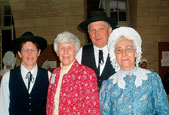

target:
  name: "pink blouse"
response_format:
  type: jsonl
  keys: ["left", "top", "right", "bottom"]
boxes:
{"left": 46, "top": 60, "right": 100, "bottom": 115}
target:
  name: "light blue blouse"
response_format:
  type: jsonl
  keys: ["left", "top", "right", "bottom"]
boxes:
{"left": 99, "top": 67, "right": 169, "bottom": 115}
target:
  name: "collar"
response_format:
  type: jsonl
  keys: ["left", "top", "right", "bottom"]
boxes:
{"left": 119, "top": 68, "right": 137, "bottom": 76}
{"left": 109, "top": 67, "right": 151, "bottom": 89}
{"left": 93, "top": 45, "right": 108, "bottom": 53}
{"left": 57, "top": 60, "right": 81, "bottom": 74}
{"left": 21, "top": 64, "right": 38, "bottom": 80}
{"left": 60, "top": 60, "right": 75, "bottom": 69}
{"left": 60, "top": 60, "right": 75, "bottom": 74}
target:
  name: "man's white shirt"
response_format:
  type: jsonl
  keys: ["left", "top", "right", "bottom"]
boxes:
{"left": 76, "top": 45, "right": 108, "bottom": 76}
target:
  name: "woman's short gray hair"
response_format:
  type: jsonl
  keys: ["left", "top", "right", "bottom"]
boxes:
{"left": 53, "top": 31, "right": 81, "bottom": 55}
{"left": 108, "top": 27, "right": 142, "bottom": 72}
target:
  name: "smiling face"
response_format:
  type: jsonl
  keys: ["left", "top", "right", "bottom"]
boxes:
{"left": 58, "top": 42, "right": 76, "bottom": 66}
{"left": 115, "top": 38, "right": 137, "bottom": 71}
{"left": 88, "top": 21, "right": 112, "bottom": 48}
{"left": 18, "top": 41, "right": 40, "bottom": 70}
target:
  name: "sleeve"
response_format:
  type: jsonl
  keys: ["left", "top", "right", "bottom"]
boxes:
{"left": 151, "top": 72, "right": 169, "bottom": 114}
{"left": 83, "top": 69, "right": 100, "bottom": 115}
{"left": 75, "top": 47, "right": 82, "bottom": 64}
{"left": 48, "top": 71, "right": 52, "bottom": 79}
{"left": 0, "top": 71, "right": 10, "bottom": 115}
{"left": 99, "top": 80, "right": 111, "bottom": 115}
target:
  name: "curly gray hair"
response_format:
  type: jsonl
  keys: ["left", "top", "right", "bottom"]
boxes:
{"left": 108, "top": 27, "right": 142, "bottom": 72}
{"left": 53, "top": 31, "right": 81, "bottom": 55}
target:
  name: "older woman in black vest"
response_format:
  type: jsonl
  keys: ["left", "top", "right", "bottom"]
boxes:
{"left": 0, "top": 32, "right": 51, "bottom": 115}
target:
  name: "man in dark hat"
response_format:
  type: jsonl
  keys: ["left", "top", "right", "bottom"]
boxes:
{"left": 76, "top": 11, "right": 117, "bottom": 90}
{"left": 0, "top": 32, "right": 51, "bottom": 115}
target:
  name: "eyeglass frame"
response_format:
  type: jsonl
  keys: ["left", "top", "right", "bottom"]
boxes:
{"left": 115, "top": 45, "right": 136, "bottom": 54}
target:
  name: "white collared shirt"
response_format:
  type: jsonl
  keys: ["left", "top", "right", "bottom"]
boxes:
{"left": 93, "top": 45, "right": 108, "bottom": 75}
{"left": 21, "top": 64, "right": 38, "bottom": 93}
{"left": 76, "top": 45, "right": 108, "bottom": 76}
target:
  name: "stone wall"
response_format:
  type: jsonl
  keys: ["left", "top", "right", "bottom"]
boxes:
{"left": 8, "top": 0, "right": 169, "bottom": 73}
{"left": 9, "top": 0, "right": 87, "bottom": 45}
{"left": 136, "top": 0, "right": 169, "bottom": 72}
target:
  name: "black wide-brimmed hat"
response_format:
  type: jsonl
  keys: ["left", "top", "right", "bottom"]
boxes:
{"left": 79, "top": 11, "right": 118, "bottom": 31}
{"left": 12, "top": 32, "right": 47, "bottom": 53}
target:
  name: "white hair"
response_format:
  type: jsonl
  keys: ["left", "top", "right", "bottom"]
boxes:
{"left": 140, "top": 58, "right": 148, "bottom": 64}
{"left": 53, "top": 31, "right": 81, "bottom": 55}
{"left": 108, "top": 27, "right": 142, "bottom": 72}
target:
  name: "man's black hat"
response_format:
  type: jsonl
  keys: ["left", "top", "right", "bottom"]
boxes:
{"left": 12, "top": 32, "right": 47, "bottom": 52}
{"left": 79, "top": 11, "right": 117, "bottom": 31}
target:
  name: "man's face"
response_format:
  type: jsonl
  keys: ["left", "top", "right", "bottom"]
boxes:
{"left": 18, "top": 41, "right": 40, "bottom": 69}
{"left": 88, "top": 21, "right": 112, "bottom": 48}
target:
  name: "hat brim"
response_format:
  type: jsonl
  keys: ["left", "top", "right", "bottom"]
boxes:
{"left": 79, "top": 17, "right": 118, "bottom": 31}
{"left": 12, "top": 35, "right": 47, "bottom": 53}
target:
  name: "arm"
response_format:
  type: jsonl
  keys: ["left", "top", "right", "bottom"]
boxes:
{"left": 0, "top": 72, "right": 10, "bottom": 115}
{"left": 99, "top": 80, "right": 111, "bottom": 115}
{"left": 152, "top": 72, "right": 169, "bottom": 114}
{"left": 75, "top": 47, "right": 82, "bottom": 64}
{"left": 48, "top": 71, "right": 52, "bottom": 79}
{"left": 83, "top": 69, "right": 100, "bottom": 115}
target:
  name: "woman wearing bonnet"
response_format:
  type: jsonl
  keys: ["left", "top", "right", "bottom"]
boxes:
{"left": 99, "top": 27, "right": 169, "bottom": 114}
{"left": 0, "top": 51, "right": 16, "bottom": 82}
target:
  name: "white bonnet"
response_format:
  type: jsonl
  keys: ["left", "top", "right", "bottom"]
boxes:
{"left": 3, "top": 51, "right": 16, "bottom": 69}
{"left": 108, "top": 27, "right": 142, "bottom": 72}
{"left": 140, "top": 58, "right": 148, "bottom": 64}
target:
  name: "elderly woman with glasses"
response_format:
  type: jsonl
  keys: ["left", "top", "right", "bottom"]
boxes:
{"left": 46, "top": 31, "right": 100, "bottom": 115}
{"left": 99, "top": 27, "right": 169, "bottom": 114}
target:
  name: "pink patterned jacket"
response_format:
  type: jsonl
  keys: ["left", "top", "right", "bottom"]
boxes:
{"left": 46, "top": 60, "right": 100, "bottom": 115}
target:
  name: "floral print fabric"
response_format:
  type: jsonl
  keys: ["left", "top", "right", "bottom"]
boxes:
{"left": 46, "top": 60, "right": 100, "bottom": 115}
{"left": 100, "top": 68, "right": 169, "bottom": 115}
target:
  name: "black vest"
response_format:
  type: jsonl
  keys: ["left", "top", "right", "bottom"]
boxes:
{"left": 9, "top": 66, "right": 49, "bottom": 115}
{"left": 82, "top": 44, "right": 115, "bottom": 90}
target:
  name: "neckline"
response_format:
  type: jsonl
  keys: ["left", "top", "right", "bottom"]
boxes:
{"left": 120, "top": 67, "right": 137, "bottom": 76}
{"left": 110, "top": 67, "right": 150, "bottom": 89}
{"left": 60, "top": 60, "right": 75, "bottom": 70}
